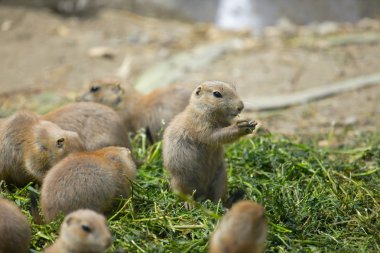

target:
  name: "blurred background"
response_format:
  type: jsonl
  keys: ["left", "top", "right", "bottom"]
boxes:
{"left": 0, "top": 0, "right": 379, "bottom": 139}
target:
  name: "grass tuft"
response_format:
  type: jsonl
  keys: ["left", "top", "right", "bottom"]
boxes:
{"left": 1, "top": 132, "right": 379, "bottom": 252}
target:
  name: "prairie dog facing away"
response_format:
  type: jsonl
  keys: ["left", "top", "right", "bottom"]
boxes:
{"left": 43, "top": 102, "right": 132, "bottom": 151}
{"left": 78, "top": 77, "right": 193, "bottom": 142}
{"left": 0, "top": 111, "right": 84, "bottom": 186}
{"left": 0, "top": 198, "right": 31, "bottom": 253}
{"left": 163, "top": 80, "right": 257, "bottom": 207}
{"left": 209, "top": 200, "right": 267, "bottom": 253}
{"left": 41, "top": 146, "right": 136, "bottom": 222}
{"left": 44, "top": 209, "right": 112, "bottom": 253}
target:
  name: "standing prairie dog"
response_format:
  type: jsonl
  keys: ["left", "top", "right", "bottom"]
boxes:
{"left": 163, "top": 81, "right": 257, "bottom": 206}
{"left": 44, "top": 209, "right": 112, "bottom": 253}
{"left": 78, "top": 78, "right": 193, "bottom": 142}
{"left": 209, "top": 200, "right": 267, "bottom": 253}
{"left": 41, "top": 146, "right": 137, "bottom": 222}
{"left": 0, "top": 111, "right": 84, "bottom": 186}
{"left": 43, "top": 102, "right": 132, "bottom": 151}
{"left": 0, "top": 198, "right": 31, "bottom": 253}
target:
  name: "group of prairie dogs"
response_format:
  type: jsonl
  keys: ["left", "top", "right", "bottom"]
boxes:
{"left": 0, "top": 79, "right": 267, "bottom": 252}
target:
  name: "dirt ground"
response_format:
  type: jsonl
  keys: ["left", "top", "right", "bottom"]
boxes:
{"left": 0, "top": 4, "right": 379, "bottom": 139}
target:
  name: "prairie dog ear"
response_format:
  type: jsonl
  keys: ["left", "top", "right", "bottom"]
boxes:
{"left": 65, "top": 216, "right": 73, "bottom": 225}
{"left": 57, "top": 138, "right": 65, "bottom": 148}
{"left": 105, "top": 152, "right": 120, "bottom": 162}
{"left": 195, "top": 86, "right": 202, "bottom": 96}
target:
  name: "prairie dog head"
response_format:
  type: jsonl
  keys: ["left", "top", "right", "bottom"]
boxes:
{"left": 59, "top": 209, "right": 112, "bottom": 253}
{"left": 210, "top": 200, "right": 267, "bottom": 253}
{"left": 78, "top": 78, "right": 124, "bottom": 107}
{"left": 190, "top": 81, "right": 244, "bottom": 121}
{"left": 24, "top": 120, "right": 84, "bottom": 181}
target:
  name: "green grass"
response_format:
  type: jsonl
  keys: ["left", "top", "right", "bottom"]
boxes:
{"left": 1, "top": 132, "right": 379, "bottom": 252}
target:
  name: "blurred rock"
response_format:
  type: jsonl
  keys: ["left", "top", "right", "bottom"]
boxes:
{"left": 216, "top": 0, "right": 255, "bottom": 31}
{"left": 357, "top": 18, "right": 380, "bottom": 30}
{"left": 106, "top": 0, "right": 219, "bottom": 22}
{"left": 1, "top": 20, "right": 13, "bottom": 32}
{"left": 316, "top": 21, "right": 340, "bottom": 36}
{"left": 44, "top": 0, "right": 98, "bottom": 16}
{"left": 56, "top": 25, "right": 70, "bottom": 37}
{"left": 276, "top": 18, "right": 298, "bottom": 36}
{"left": 343, "top": 116, "right": 357, "bottom": 126}
{"left": 88, "top": 46, "right": 117, "bottom": 59}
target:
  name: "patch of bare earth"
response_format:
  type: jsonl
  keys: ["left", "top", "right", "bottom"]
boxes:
{"left": 0, "top": 5, "right": 379, "bottom": 138}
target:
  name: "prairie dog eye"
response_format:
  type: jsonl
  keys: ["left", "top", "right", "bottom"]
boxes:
{"left": 57, "top": 138, "right": 65, "bottom": 148}
{"left": 90, "top": 86, "right": 100, "bottom": 93}
{"left": 81, "top": 224, "right": 92, "bottom": 233}
{"left": 213, "top": 91, "right": 222, "bottom": 98}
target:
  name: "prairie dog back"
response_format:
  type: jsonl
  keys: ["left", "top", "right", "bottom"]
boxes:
{"left": 43, "top": 102, "right": 131, "bottom": 151}
{"left": 41, "top": 146, "right": 137, "bottom": 222}
{"left": 0, "top": 198, "right": 31, "bottom": 253}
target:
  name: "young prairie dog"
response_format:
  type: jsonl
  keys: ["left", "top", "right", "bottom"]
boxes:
{"left": 43, "top": 102, "right": 132, "bottom": 151}
{"left": 163, "top": 81, "right": 257, "bottom": 206}
{"left": 209, "top": 200, "right": 267, "bottom": 253}
{"left": 0, "top": 111, "right": 84, "bottom": 186}
{"left": 41, "top": 146, "right": 136, "bottom": 222}
{"left": 78, "top": 78, "right": 192, "bottom": 142}
{"left": 44, "top": 209, "right": 112, "bottom": 253}
{"left": 0, "top": 198, "right": 31, "bottom": 253}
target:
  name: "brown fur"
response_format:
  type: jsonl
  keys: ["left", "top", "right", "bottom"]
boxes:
{"left": 0, "top": 198, "right": 31, "bottom": 253}
{"left": 43, "top": 102, "right": 132, "bottom": 150}
{"left": 209, "top": 200, "right": 267, "bottom": 253}
{"left": 44, "top": 209, "right": 112, "bottom": 253}
{"left": 162, "top": 81, "right": 257, "bottom": 205}
{"left": 79, "top": 78, "right": 192, "bottom": 142}
{"left": 0, "top": 111, "right": 84, "bottom": 186}
{"left": 41, "top": 146, "right": 137, "bottom": 222}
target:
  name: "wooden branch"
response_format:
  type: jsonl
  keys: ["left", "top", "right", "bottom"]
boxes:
{"left": 244, "top": 73, "right": 380, "bottom": 111}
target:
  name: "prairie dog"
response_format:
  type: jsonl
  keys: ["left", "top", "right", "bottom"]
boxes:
{"left": 0, "top": 111, "right": 84, "bottom": 186}
{"left": 43, "top": 102, "right": 132, "bottom": 151}
{"left": 163, "top": 81, "right": 257, "bottom": 205}
{"left": 44, "top": 209, "right": 112, "bottom": 253}
{"left": 79, "top": 78, "right": 192, "bottom": 142}
{"left": 0, "top": 198, "right": 31, "bottom": 253}
{"left": 209, "top": 200, "right": 267, "bottom": 253}
{"left": 41, "top": 146, "right": 136, "bottom": 222}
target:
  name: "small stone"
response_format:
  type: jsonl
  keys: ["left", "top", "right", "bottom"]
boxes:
{"left": 343, "top": 116, "right": 357, "bottom": 126}
{"left": 318, "top": 140, "right": 329, "bottom": 148}
{"left": 1, "top": 20, "right": 12, "bottom": 32}
{"left": 56, "top": 25, "right": 70, "bottom": 37}
{"left": 317, "top": 21, "right": 340, "bottom": 36}
{"left": 264, "top": 26, "right": 282, "bottom": 37}
{"left": 276, "top": 17, "right": 298, "bottom": 36}
{"left": 357, "top": 18, "right": 380, "bottom": 30}
{"left": 88, "top": 46, "right": 117, "bottom": 59}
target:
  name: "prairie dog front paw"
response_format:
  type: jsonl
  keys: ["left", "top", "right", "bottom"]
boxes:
{"left": 236, "top": 119, "right": 257, "bottom": 134}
